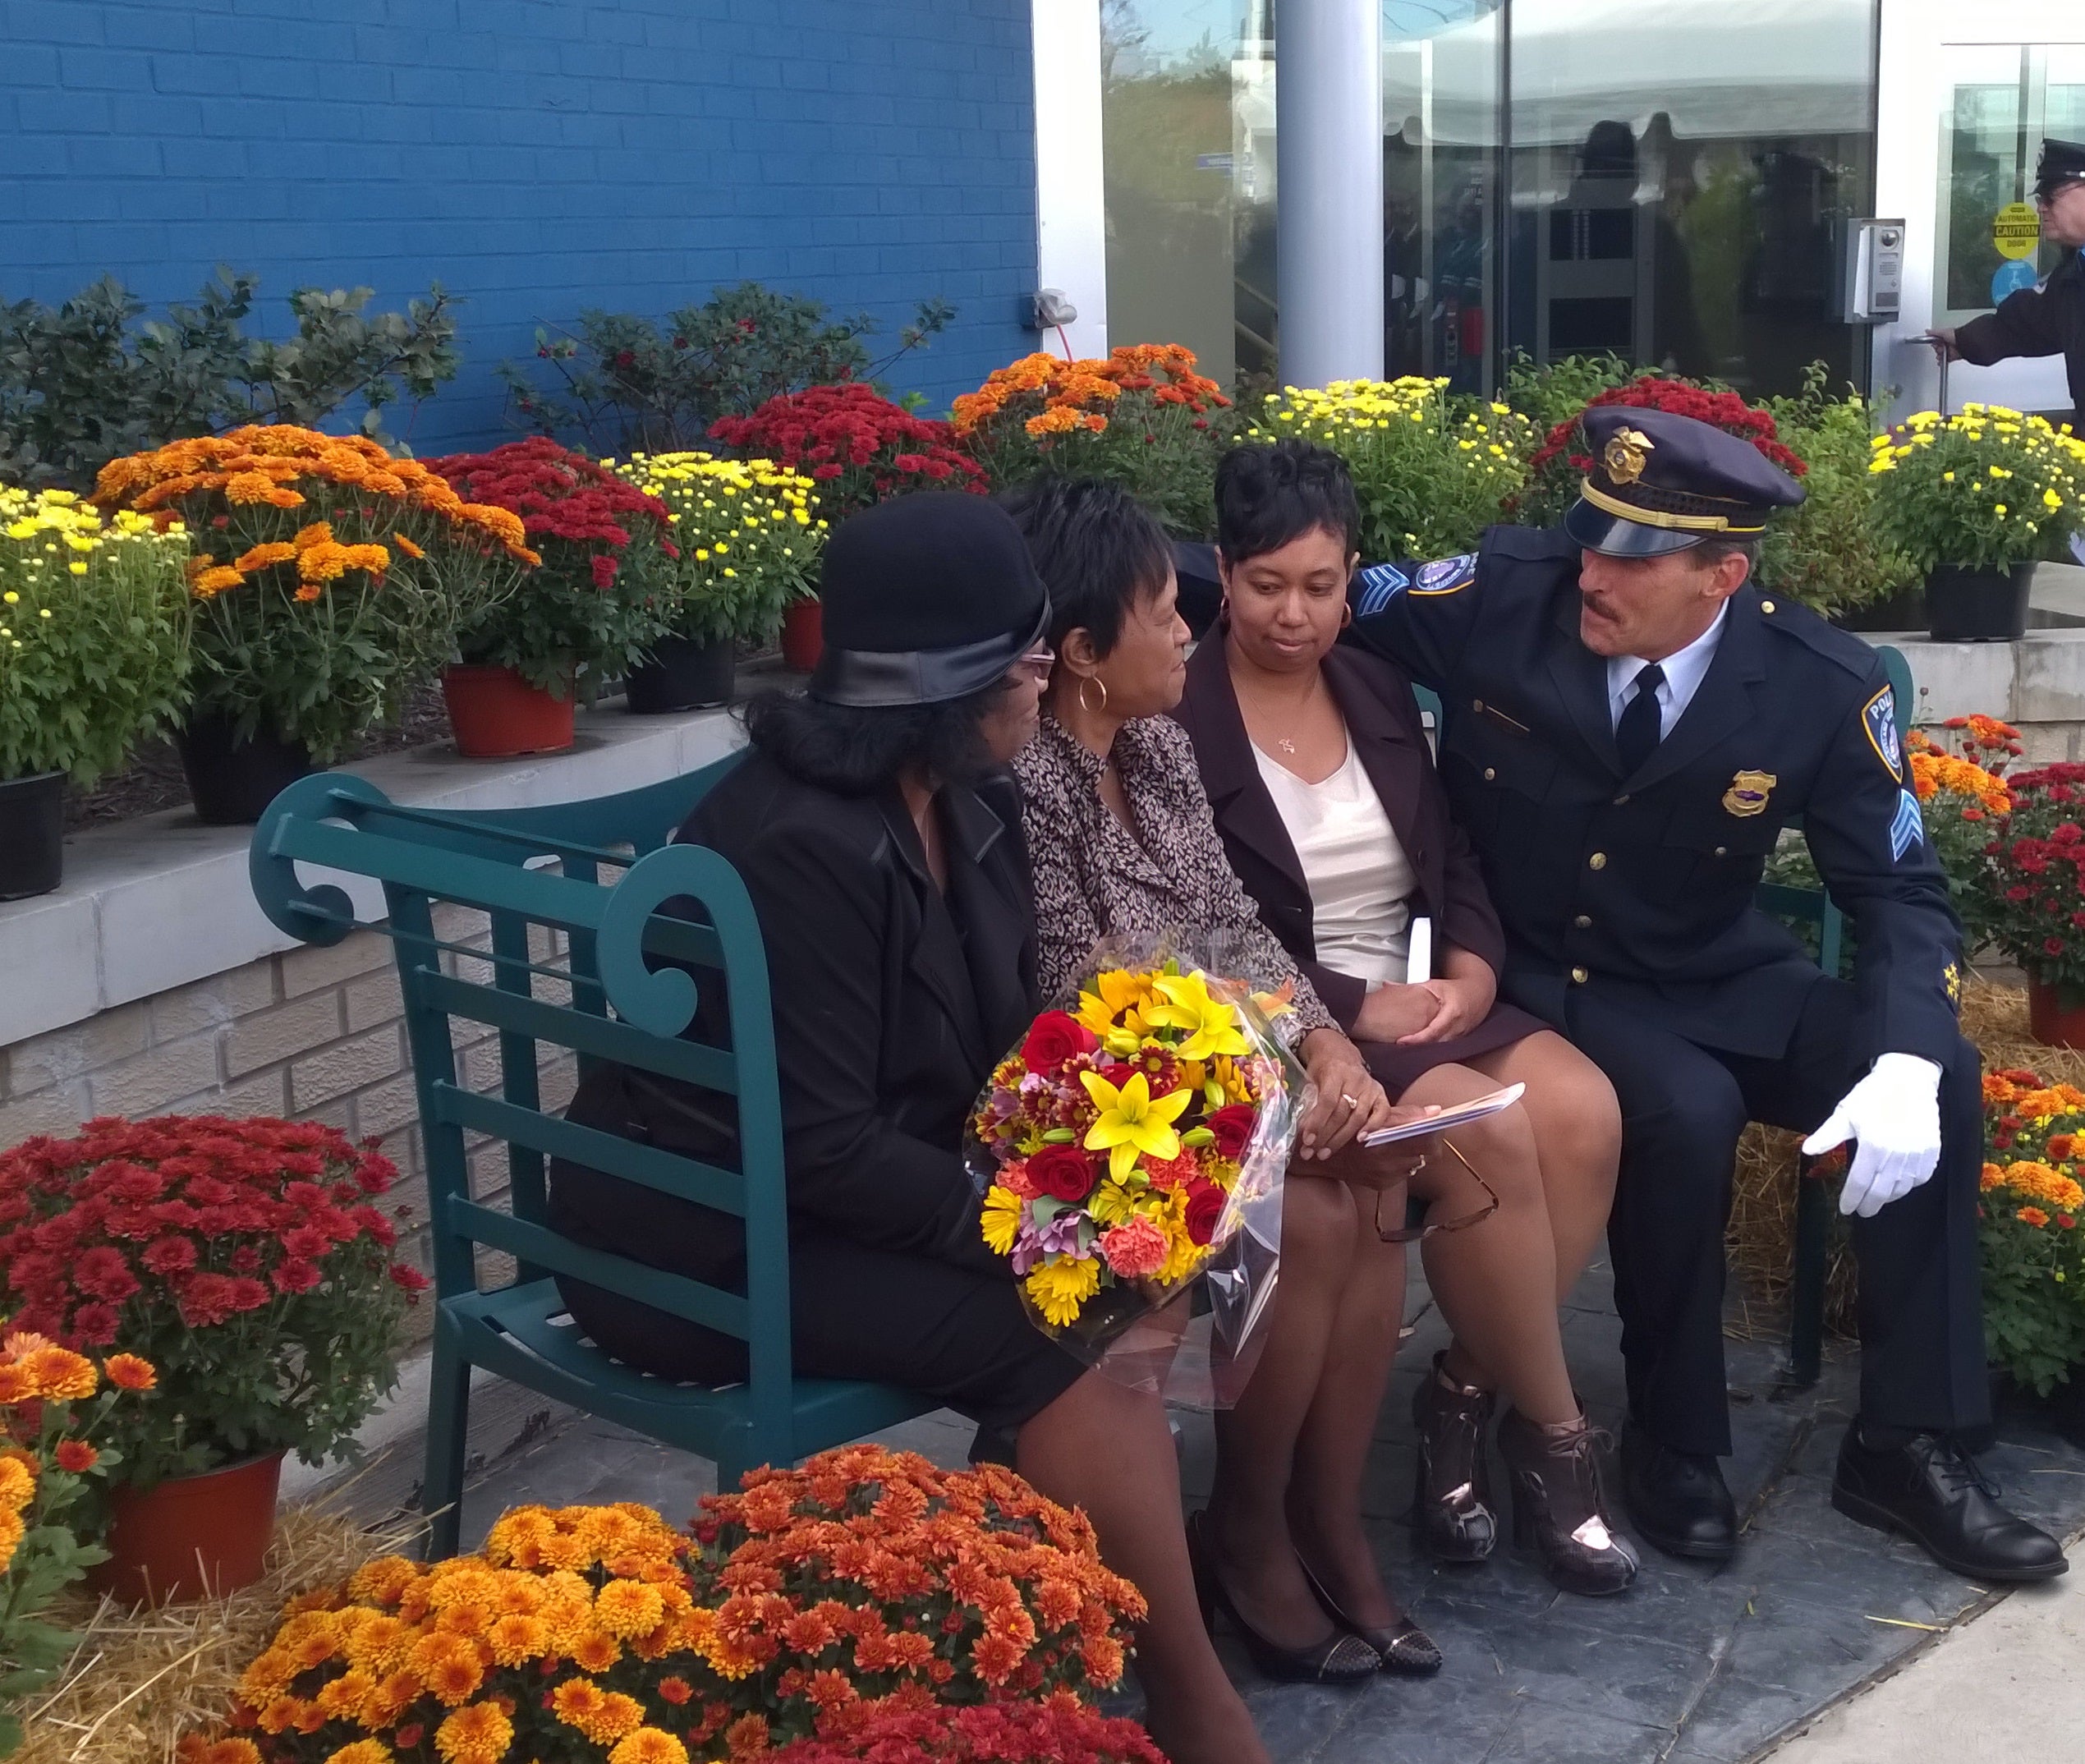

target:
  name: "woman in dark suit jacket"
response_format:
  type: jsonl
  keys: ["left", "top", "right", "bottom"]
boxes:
{"left": 1171, "top": 442, "right": 1635, "bottom": 1598}
{"left": 548, "top": 494, "right": 1273, "bottom": 1764}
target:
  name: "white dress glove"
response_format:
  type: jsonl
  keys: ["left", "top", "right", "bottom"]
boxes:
{"left": 1801, "top": 1052, "right": 1944, "bottom": 1219}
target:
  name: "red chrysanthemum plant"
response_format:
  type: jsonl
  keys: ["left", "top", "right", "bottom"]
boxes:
{"left": 426, "top": 437, "right": 681, "bottom": 696}
{"left": 1513, "top": 374, "right": 1807, "bottom": 528}
{"left": 1988, "top": 760, "right": 2085, "bottom": 1013}
{"left": 709, "top": 384, "right": 985, "bottom": 517}
{"left": 0, "top": 1115, "right": 428, "bottom": 1495}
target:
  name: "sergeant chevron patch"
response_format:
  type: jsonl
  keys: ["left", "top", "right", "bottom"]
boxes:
{"left": 1356, "top": 563, "right": 1408, "bottom": 616}
{"left": 1889, "top": 788, "right": 1926, "bottom": 861}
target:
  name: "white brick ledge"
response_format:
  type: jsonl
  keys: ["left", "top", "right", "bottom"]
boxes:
{"left": 1, "top": 698, "right": 747, "bottom": 1050}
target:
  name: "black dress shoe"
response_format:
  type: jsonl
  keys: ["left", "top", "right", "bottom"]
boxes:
{"left": 1619, "top": 1422, "right": 1736, "bottom": 1562}
{"left": 1832, "top": 1425, "right": 2069, "bottom": 1583}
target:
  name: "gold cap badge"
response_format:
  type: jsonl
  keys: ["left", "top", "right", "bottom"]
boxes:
{"left": 1602, "top": 427, "right": 1654, "bottom": 486}
{"left": 1722, "top": 770, "right": 1776, "bottom": 817}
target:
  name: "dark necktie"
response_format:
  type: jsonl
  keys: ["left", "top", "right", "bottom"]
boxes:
{"left": 1615, "top": 662, "right": 1665, "bottom": 774}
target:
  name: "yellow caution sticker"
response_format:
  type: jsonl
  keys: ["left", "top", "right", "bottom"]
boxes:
{"left": 1994, "top": 201, "right": 2041, "bottom": 261}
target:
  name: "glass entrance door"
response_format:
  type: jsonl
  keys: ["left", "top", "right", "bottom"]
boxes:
{"left": 1934, "top": 43, "right": 2085, "bottom": 328}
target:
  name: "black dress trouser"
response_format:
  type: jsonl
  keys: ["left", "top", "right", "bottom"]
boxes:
{"left": 1558, "top": 977, "right": 1990, "bottom": 1459}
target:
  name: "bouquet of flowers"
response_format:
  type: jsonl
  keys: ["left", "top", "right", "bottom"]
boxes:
{"left": 93, "top": 425, "right": 538, "bottom": 759}
{"left": 708, "top": 384, "right": 982, "bottom": 518}
{"left": 0, "top": 1114, "right": 428, "bottom": 1491}
{"left": 181, "top": 1446, "right": 1150, "bottom": 1763}
{"left": 608, "top": 451, "right": 825, "bottom": 646}
{"left": 967, "top": 951, "right": 1302, "bottom": 1389}
{"left": 1249, "top": 377, "right": 1536, "bottom": 561}
{"left": 952, "top": 345, "right": 1232, "bottom": 537}
{"left": 1980, "top": 1068, "right": 2085, "bottom": 1394}
{"left": 0, "top": 1335, "right": 156, "bottom": 1753}
{"left": 425, "top": 438, "right": 678, "bottom": 695}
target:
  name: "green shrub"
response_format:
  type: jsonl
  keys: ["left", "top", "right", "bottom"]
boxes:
{"left": 0, "top": 269, "right": 459, "bottom": 492}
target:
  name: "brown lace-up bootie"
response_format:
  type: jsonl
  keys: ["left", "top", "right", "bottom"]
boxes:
{"left": 1495, "top": 1407, "right": 1640, "bottom": 1596}
{"left": 1411, "top": 1352, "right": 1497, "bottom": 1562}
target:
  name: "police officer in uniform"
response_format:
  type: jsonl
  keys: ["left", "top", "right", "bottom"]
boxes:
{"left": 1343, "top": 406, "right": 2067, "bottom": 1583}
{"left": 1928, "top": 136, "right": 2085, "bottom": 441}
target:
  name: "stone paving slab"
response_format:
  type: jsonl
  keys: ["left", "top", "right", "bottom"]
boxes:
{"left": 327, "top": 1257, "right": 2085, "bottom": 1764}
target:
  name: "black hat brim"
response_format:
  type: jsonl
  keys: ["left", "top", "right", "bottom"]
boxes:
{"left": 807, "top": 597, "right": 1051, "bottom": 709}
{"left": 1562, "top": 497, "right": 1709, "bottom": 558}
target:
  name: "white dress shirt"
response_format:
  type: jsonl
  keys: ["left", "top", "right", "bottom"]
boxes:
{"left": 1606, "top": 603, "right": 1729, "bottom": 738}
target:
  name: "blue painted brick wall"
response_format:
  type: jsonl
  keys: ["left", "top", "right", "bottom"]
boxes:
{"left": 0, "top": 0, "right": 1039, "bottom": 450}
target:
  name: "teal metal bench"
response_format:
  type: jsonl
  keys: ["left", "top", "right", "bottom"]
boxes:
{"left": 1419, "top": 641, "right": 1918, "bottom": 1389}
{"left": 250, "top": 754, "right": 935, "bottom": 1558}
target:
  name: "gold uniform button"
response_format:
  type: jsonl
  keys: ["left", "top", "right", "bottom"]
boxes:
{"left": 1483, "top": 766, "right": 1497, "bottom": 782}
{"left": 1574, "top": 914, "right": 1592, "bottom": 929}
{"left": 1761, "top": 599, "right": 1776, "bottom": 614}
{"left": 1588, "top": 852, "right": 1608, "bottom": 871}
{"left": 1570, "top": 966, "right": 1590, "bottom": 985}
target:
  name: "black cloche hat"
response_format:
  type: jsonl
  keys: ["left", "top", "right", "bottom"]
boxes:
{"left": 2033, "top": 137, "right": 2085, "bottom": 200}
{"left": 1562, "top": 407, "right": 1807, "bottom": 559}
{"left": 808, "top": 492, "right": 1050, "bottom": 708}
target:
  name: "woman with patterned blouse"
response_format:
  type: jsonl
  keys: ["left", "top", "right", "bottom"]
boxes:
{"left": 1005, "top": 480, "right": 1637, "bottom": 1691}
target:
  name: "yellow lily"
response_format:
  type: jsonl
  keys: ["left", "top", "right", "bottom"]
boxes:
{"left": 1081, "top": 1068, "right": 1192, "bottom": 1180}
{"left": 1146, "top": 971, "right": 1251, "bottom": 1061}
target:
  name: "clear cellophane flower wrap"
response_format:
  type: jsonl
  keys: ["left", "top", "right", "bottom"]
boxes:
{"left": 965, "top": 934, "right": 1307, "bottom": 1405}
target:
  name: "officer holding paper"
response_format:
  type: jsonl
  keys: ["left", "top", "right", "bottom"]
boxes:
{"left": 1343, "top": 406, "right": 2066, "bottom": 1584}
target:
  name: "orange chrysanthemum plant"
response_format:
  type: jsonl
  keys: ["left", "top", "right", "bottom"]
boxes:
{"left": 1981, "top": 1068, "right": 2085, "bottom": 1395}
{"left": 182, "top": 1446, "right": 1149, "bottom": 1764}
{"left": 951, "top": 343, "right": 1233, "bottom": 536}
{"left": 94, "top": 426, "right": 540, "bottom": 761}
{"left": 1904, "top": 714, "right": 2018, "bottom": 952}
{"left": 0, "top": 1334, "right": 157, "bottom": 1752}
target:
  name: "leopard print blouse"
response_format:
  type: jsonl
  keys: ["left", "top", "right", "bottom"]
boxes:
{"left": 1012, "top": 709, "right": 1333, "bottom": 1036}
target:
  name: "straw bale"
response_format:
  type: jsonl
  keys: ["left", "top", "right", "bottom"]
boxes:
{"left": 17, "top": 1502, "right": 416, "bottom": 1764}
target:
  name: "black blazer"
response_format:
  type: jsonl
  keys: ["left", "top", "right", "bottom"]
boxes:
{"left": 550, "top": 748, "right": 1036, "bottom": 1287}
{"left": 1170, "top": 633, "right": 1509, "bottom": 1033}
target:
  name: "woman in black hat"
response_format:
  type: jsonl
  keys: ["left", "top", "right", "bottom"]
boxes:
{"left": 549, "top": 493, "right": 1273, "bottom": 1764}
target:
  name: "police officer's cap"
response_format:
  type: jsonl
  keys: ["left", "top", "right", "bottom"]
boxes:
{"left": 2033, "top": 137, "right": 2085, "bottom": 200}
{"left": 1562, "top": 407, "right": 1806, "bottom": 559}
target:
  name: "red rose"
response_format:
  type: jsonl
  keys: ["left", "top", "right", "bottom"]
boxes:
{"left": 1022, "top": 1011, "right": 1098, "bottom": 1072}
{"left": 1026, "top": 1145, "right": 1100, "bottom": 1204}
{"left": 1206, "top": 1104, "right": 1256, "bottom": 1160}
{"left": 1183, "top": 1183, "right": 1227, "bottom": 1247}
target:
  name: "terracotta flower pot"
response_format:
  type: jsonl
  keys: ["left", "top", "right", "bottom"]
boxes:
{"left": 780, "top": 598, "right": 824, "bottom": 673}
{"left": 89, "top": 1449, "right": 284, "bottom": 1606}
{"left": 2028, "top": 976, "right": 2085, "bottom": 1050}
{"left": 443, "top": 664, "right": 576, "bottom": 758}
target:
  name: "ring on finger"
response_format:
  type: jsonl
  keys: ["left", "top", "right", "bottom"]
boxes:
{"left": 1339, "top": 1092, "right": 1360, "bottom": 1109}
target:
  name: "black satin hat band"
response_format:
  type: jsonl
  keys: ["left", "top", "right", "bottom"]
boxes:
{"left": 808, "top": 599, "right": 1051, "bottom": 708}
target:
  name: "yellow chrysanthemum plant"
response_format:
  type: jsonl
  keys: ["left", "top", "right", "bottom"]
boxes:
{"left": 1249, "top": 378, "right": 1539, "bottom": 563}
{"left": 1980, "top": 1069, "right": 2085, "bottom": 1396}
{"left": 180, "top": 1445, "right": 1153, "bottom": 1764}
{"left": 0, "top": 488, "right": 191, "bottom": 789}
{"left": 967, "top": 950, "right": 1304, "bottom": 1374}
{"left": 0, "top": 1335, "right": 158, "bottom": 1754}
{"left": 93, "top": 426, "right": 540, "bottom": 765}
{"left": 607, "top": 452, "right": 824, "bottom": 650}
{"left": 1867, "top": 404, "right": 2085, "bottom": 574}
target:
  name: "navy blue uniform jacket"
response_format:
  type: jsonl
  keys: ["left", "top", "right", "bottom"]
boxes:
{"left": 1345, "top": 526, "right": 1963, "bottom": 1066}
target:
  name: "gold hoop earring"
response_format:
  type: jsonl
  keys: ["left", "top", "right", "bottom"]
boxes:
{"left": 1077, "top": 673, "right": 1109, "bottom": 716}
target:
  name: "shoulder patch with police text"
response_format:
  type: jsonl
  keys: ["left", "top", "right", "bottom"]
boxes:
{"left": 1862, "top": 687, "right": 1904, "bottom": 782}
{"left": 1889, "top": 788, "right": 1925, "bottom": 861}
{"left": 1355, "top": 563, "right": 1408, "bottom": 617}
{"left": 1413, "top": 554, "right": 1476, "bottom": 595}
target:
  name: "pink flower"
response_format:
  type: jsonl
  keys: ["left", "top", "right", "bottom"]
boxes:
{"left": 1097, "top": 1216, "right": 1169, "bottom": 1279}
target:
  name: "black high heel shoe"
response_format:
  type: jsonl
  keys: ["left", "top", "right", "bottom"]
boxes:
{"left": 1184, "top": 1511, "right": 1381, "bottom": 1684}
{"left": 1293, "top": 1554, "right": 1444, "bottom": 1677}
